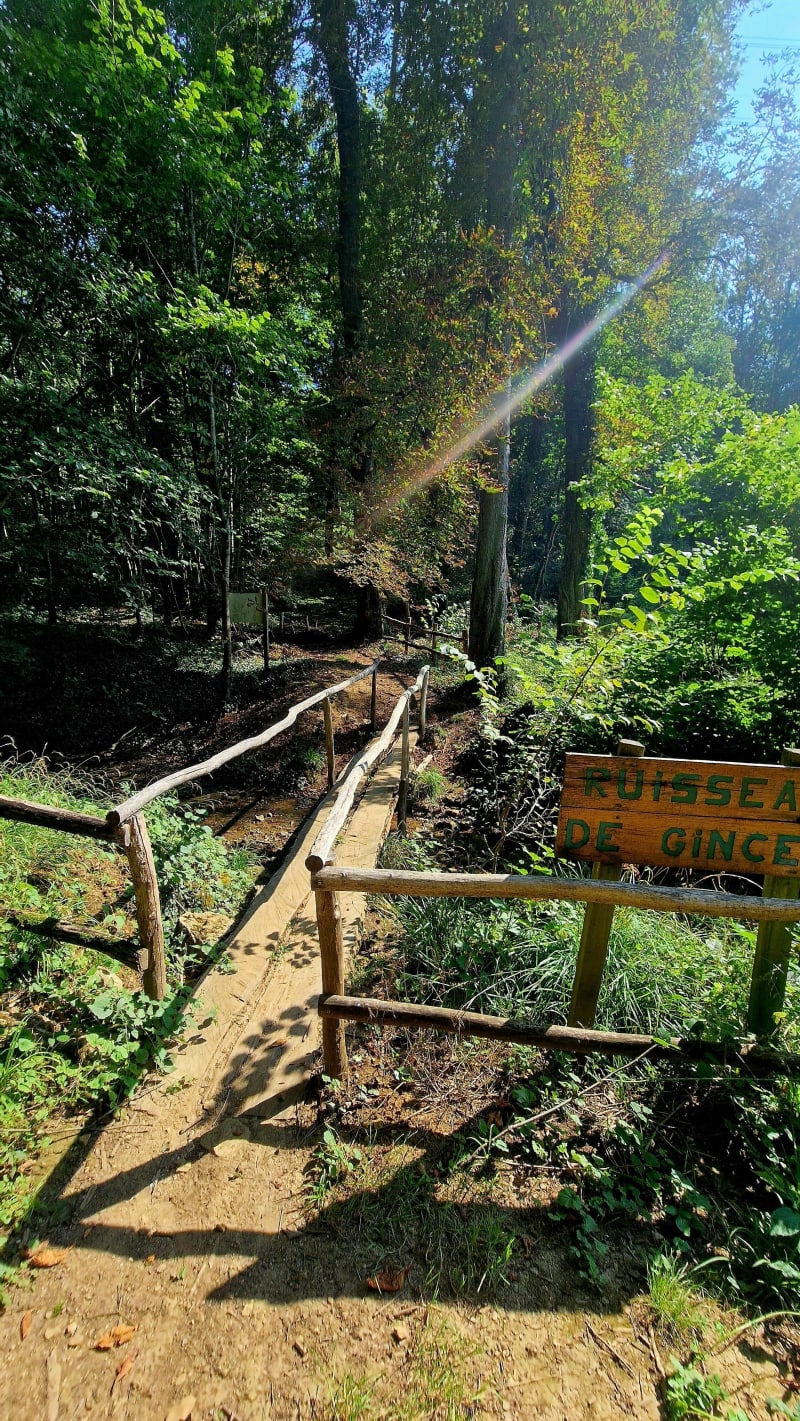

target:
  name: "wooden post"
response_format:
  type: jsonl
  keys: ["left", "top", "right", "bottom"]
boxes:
{"left": 280, "top": 610, "right": 285, "bottom": 637}
{"left": 370, "top": 665, "right": 378, "bottom": 732}
{"left": 430, "top": 625, "right": 438, "bottom": 667}
{"left": 461, "top": 628, "right": 469, "bottom": 655}
{"left": 315, "top": 873, "right": 347, "bottom": 1078}
{"left": 397, "top": 701, "right": 411, "bottom": 830}
{"left": 419, "top": 666, "right": 430, "bottom": 742}
{"left": 747, "top": 746, "right": 800, "bottom": 1036}
{"left": 117, "top": 813, "right": 167, "bottom": 1001}
{"left": 323, "top": 695, "right": 335, "bottom": 790}
{"left": 404, "top": 613, "right": 411, "bottom": 654}
{"left": 568, "top": 739, "right": 645, "bottom": 1029}
{"left": 262, "top": 587, "right": 270, "bottom": 673}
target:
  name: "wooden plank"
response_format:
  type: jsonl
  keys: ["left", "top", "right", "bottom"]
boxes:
{"left": 567, "top": 745, "right": 638, "bottom": 1032}
{"left": 318, "top": 994, "right": 800, "bottom": 1072}
{"left": 397, "top": 702, "right": 410, "bottom": 829}
{"left": 323, "top": 696, "right": 335, "bottom": 791}
{"left": 262, "top": 587, "right": 270, "bottom": 672}
{"left": 418, "top": 665, "right": 430, "bottom": 742}
{"left": 568, "top": 862, "right": 622, "bottom": 1028}
{"left": 748, "top": 746, "right": 800, "bottom": 1035}
{"left": 107, "top": 660, "right": 381, "bottom": 826}
{"left": 370, "top": 666, "right": 378, "bottom": 733}
{"left": 1, "top": 913, "right": 141, "bottom": 970}
{"left": 310, "top": 865, "right": 800, "bottom": 924}
{"left": 306, "top": 667, "right": 429, "bottom": 872}
{"left": 0, "top": 795, "right": 114, "bottom": 840}
{"left": 568, "top": 740, "right": 644, "bottom": 1029}
{"left": 557, "top": 752, "right": 800, "bottom": 876}
{"left": 316, "top": 886, "right": 347, "bottom": 1077}
{"left": 116, "top": 813, "right": 167, "bottom": 1000}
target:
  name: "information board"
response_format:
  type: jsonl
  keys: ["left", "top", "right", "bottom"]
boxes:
{"left": 556, "top": 753, "right": 800, "bottom": 877}
{"left": 228, "top": 591, "right": 265, "bottom": 627}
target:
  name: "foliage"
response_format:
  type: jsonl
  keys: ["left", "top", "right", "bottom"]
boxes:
{"left": 0, "top": 756, "right": 256, "bottom": 1235}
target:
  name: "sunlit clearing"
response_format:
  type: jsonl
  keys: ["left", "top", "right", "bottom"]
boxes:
{"left": 370, "top": 252, "right": 670, "bottom": 523}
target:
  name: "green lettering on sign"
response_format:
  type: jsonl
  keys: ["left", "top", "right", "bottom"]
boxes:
{"left": 705, "top": 775, "right": 733, "bottom": 807}
{"left": 742, "top": 833, "right": 768, "bottom": 864}
{"left": 774, "top": 834, "right": 800, "bottom": 869}
{"left": 740, "top": 776, "right": 768, "bottom": 809}
{"left": 774, "top": 782, "right": 797, "bottom": 812}
{"left": 617, "top": 768, "right": 644, "bottom": 800}
{"left": 662, "top": 827, "right": 685, "bottom": 857}
{"left": 708, "top": 829, "right": 734, "bottom": 862}
{"left": 671, "top": 773, "right": 700, "bottom": 805}
{"left": 584, "top": 768, "right": 610, "bottom": 798}
{"left": 596, "top": 821, "right": 623, "bottom": 853}
{"left": 565, "top": 819, "right": 590, "bottom": 848}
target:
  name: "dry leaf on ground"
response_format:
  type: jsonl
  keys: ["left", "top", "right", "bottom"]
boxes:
{"left": 95, "top": 1322, "right": 138, "bottom": 1350}
{"left": 25, "top": 1247, "right": 67, "bottom": 1269}
{"left": 365, "top": 1266, "right": 410, "bottom": 1294}
{"left": 20, "top": 1311, "right": 33, "bottom": 1340}
{"left": 110, "top": 1352, "right": 137, "bottom": 1394}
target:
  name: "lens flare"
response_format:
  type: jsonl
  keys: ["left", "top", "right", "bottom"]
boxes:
{"left": 371, "top": 252, "right": 669, "bottom": 523}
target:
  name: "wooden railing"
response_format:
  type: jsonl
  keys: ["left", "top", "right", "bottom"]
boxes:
{"left": 308, "top": 740, "right": 800, "bottom": 1078}
{"left": 0, "top": 659, "right": 387, "bottom": 1000}
{"left": 381, "top": 610, "right": 468, "bottom": 663}
{"left": 307, "top": 665, "right": 430, "bottom": 1075}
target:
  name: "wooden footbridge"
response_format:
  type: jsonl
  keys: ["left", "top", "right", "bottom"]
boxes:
{"left": 2, "top": 659, "right": 800, "bottom": 1110}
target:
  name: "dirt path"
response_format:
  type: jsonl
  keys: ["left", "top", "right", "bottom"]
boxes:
{"left": 1, "top": 705, "right": 790, "bottom": 1420}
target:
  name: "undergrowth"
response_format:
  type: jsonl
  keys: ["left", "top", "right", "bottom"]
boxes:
{"left": 0, "top": 753, "right": 257, "bottom": 1252}
{"left": 378, "top": 833, "right": 797, "bottom": 1046}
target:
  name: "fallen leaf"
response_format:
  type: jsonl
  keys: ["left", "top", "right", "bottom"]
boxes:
{"left": 365, "top": 1266, "right": 410, "bottom": 1294}
{"left": 20, "top": 1311, "right": 33, "bottom": 1340}
{"left": 144, "top": 1255, "right": 156, "bottom": 1265}
{"left": 26, "top": 1247, "right": 67, "bottom": 1269}
{"left": 95, "top": 1322, "right": 138, "bottom": 1350}
{"left": 110, "top": 1351, "right": 137, "bottom": 1394}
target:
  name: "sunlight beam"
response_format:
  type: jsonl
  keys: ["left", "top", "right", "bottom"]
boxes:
{"left": 372, "top": 253, "right": 670, "bottom": 522}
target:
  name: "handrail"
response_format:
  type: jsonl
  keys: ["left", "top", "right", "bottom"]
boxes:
{"left": 0, "top": 794, "right": 114, "bottom": 840}
{"left": 309, "top": 864, "right": 800, "bottom": 924}
{"left": 107, "top": 659, "right": 381, "bottom": 827}
{"left": 307, "top": 666, "right": 429, "bottom": 872}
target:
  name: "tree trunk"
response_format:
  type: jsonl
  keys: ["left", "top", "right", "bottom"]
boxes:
{"left": 468, "top": 0, "right": 517, "bottom": 669}
{"left": 557, "top": 329, "right": 595, "bottom": 639}
{"left": 469, "top": 462, "right": 510, "bottom": 666}
{"left": 354, "top": 582, "right": 383, "bottom": 639}
{"left": 509, "top": 414, "right": 546, "bottom": 579}
{"left": 314, "top": 0, "right": 364, "bottom": 355}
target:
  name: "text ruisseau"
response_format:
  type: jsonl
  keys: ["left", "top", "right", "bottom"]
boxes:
{"left": 556, "top": 754, "right": 800, "bottom": 877}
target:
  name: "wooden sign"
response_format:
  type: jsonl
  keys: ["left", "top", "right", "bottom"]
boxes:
{"left": 228, "top": 591, "right": 265, "bottom": 627}
{"left": 556, "top": 754, "right": 800, "bottom": 877}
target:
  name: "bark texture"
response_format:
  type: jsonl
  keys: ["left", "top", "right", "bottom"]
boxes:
{"left": 557, "top": 325, "right": 595, "bottom": 639}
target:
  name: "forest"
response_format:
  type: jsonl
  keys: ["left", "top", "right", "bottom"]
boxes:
{"left": 2, "top": 1, "right": 800, "bottom": 1418}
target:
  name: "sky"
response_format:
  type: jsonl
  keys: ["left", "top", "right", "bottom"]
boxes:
{"left": 734, "top": 0, "right": 800, "bottom": 118}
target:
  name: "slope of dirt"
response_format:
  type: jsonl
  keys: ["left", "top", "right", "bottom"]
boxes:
{"left": 2, "top": 638, "right": 795, "bottom": 1421}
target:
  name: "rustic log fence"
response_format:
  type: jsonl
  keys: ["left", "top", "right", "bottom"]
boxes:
{"left": 1, "top": 658, "right": 390, "bottom": 1001}
{"left": 380, "top": 611, "right": 468, "bottom": 663}
{"left": 309, "top": 737, "right": 800, "bottom": 1079}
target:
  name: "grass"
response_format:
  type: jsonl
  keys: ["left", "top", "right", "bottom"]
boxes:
{"left": 307, "top": 1132, "right": 515, "bottom": 1301}
{"left": 0, "top": 752, "right": 258, "bottom": 1256}
{"left": 324, "top": 1316, "right": 481, "bottom": 1421}
{"left": 410, "top": 766, "right": 448, "bottom": 806}
{"left": 375, "top": 833, "right": 798, "bottom": 1044}
{"left": 648, "top": 1251, "right": 709, "bottom": 1347}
